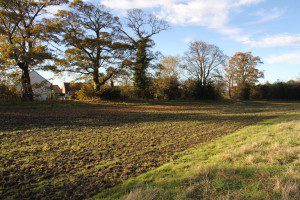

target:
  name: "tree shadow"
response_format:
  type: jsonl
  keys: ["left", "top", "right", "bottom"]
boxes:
{"left": 0, "top": 100, "right": 291, "bottom": 132}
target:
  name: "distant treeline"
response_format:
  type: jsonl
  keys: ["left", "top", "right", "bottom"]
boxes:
{"left": 251, "top": 81, "right": 300, "bottom": 100}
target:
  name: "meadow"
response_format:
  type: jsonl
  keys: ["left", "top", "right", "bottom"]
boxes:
{"left": 0, "top": 100, "right": 299, "bottom": 199}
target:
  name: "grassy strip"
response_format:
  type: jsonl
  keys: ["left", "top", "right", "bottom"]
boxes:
{"left": 93, "top": 113, "right": 300, "bottom": 200}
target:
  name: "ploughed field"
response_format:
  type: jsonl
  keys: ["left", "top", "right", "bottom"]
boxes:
{"left": 0, "top": 100, "right": 299, "bottom": 199}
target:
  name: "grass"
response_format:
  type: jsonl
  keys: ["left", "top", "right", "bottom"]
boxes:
{"left": 93, "top": 113, "right": 300, "bottom": 200}
{"left": 0, "top": 100, "right": 299, "bottom": 199}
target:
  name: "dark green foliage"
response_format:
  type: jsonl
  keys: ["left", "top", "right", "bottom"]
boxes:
{"left": 121, "top": 9, "right": 169, "bottom": 99}
{"left": 99, "top": 87, "right": 123, "bottom": 100}
{"left": 251, "top": 81, "right": 300, "bottom": 100}
{"left": 236, "top": 84, "right": 251, "bottom": 100}
{"left": 163, "top": 77, "right": 182, "bottom": 100}
{"left": 133, "top": 41, "right": 153, "bottom": 98}
{"left": 0, "top": 84, "right": 19, "bottom": 101}
{"left": 182, "top": 79, "right": 221, "bottom": 100}
{"left": 151, "top": 76, "right": 182, "bottom": 100}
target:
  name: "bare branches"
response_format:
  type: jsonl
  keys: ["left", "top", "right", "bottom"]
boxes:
{"left": 124, "top": 9, "right": 169, "bottom": 41}
{"left": 183, "top": 41, "right": 227, "bottom": 86}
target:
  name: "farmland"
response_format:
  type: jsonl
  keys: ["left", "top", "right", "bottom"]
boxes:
{"left": 0, "top": 100, "right": 299, "bottom": 199}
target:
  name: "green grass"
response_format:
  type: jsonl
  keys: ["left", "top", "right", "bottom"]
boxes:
{"left": 0, "top": 100, "right": 299, "bottom": 199}
{"left": 93, "top": 113, "right": 300, "bottom": 200}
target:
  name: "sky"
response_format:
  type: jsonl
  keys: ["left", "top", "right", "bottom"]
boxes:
{"left": 44, "top": 0, "right": 300, "bottom": 86}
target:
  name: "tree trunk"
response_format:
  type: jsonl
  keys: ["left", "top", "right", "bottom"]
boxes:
{"left": 93, "top": 66, "right": 101, "bottom": 92}
{"left": 20, "top": 65, "right": 34, "bottom": 101}
{"left": 228, "top": 85, "right": 232, "bottom": 98}
{"left": 110, "top": 79, "right": 114, "bottom": 87}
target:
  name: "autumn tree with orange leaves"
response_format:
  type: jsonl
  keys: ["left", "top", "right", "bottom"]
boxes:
{"left": 225, "top": 52, "right": 264, "bottom": 99}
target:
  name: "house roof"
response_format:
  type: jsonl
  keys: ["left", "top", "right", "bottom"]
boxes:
{"left": 29, "top": 71, "right": 52, "bottom": 86}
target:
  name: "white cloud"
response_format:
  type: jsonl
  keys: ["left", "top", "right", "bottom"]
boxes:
{"left": 100, "top": 1, "right": 300, "bottom": 48}
{"left": 266, "top": 52, "right": 300, "bottom": 65}
{"left": 183, "top": 36, "right": 194, "bottom": 43}
{"left": 46, "top": 5, "right": 68, "bottom": 15}
{"left": 102, "top": 0, "right": 263, "bottom": 27}
{"left": 101, "top": 0, "right": 164, "bottom": 9}
{"left": 249, "top": 34, "right": 300, "bottom": 47}
{"left": 101, "top": 0, "right": 265, "bottom": 44}
{"left": 248, "top": 7, "right": 285, "bottom": 25}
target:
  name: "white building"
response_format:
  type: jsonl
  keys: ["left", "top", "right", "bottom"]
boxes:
{"left": 29, "top": 71, "right": 52, "bottom": 101}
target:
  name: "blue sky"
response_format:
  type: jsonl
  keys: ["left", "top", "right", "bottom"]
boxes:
{"left": 45, "top": 0, "right": 300, "bottom": 86}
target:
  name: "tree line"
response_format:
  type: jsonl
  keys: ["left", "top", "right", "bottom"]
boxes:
{"left": 1, "top": 0, "right": 297, "bottom": 101}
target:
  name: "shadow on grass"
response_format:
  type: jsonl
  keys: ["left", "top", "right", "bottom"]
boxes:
{"left": 0, "top": 100, "right": 293, "bottom": 132}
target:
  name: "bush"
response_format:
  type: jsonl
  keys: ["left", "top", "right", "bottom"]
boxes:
{"left": 235, "top": 84, "right": 251, "bottom": 100}
{"left": 76, "top": 83, "right": 96, "bottom": 100}
{"left": 152, "top": 76, "right": 182, "bottom": 100}
{"left": 163, "top": 76, "right": 182, "bottom": 100}
{"left": 119, "top": 85, "right": 135, "bottom": 99}
{"left": 182, "top": 79, "right": 221, "bottom": 100}
{"left": 0, "top": 84, "right": 19, "bottom": 101}
{"left": 251, "top": 81, "right": 300, "bottom": 100}
{"left": 99, "top": 86, "right": 123, "bottom": 100}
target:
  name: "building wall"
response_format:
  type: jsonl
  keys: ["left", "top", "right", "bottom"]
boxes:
{"left": 29, "top": 71, "right": 52, "bottom": 101}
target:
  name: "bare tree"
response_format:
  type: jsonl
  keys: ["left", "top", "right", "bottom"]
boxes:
{"left": 159, "top": 56, "right": 181, "bottom": 79}
{"left": 183, "top": 41, "right": 226, "bottom": 86}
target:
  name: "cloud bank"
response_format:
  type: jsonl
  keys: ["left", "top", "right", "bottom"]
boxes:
{"left": 266, "top": 52, "right": 300, "bottom": 65}
{"left": 101, "top": 0, "right": 300, "bottom": 48}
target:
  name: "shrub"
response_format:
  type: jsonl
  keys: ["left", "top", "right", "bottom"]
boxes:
{"left": 119, "top": 85, "right": 135, "bottom": 99}
{"left": 152, "top": 76, "right": 182, "bottom": 100}
{"left": 99, "top": 86, "right": 123, "bottom": 100}
{"left": 182, "top": 79, "right": 221, "bottom": 100}
{"left": 235, "top": 84, "right": 251, "bottom": 100}
{"left": 251, "top": 81, "right": 300, "bottom": 100}
{"left": 163, "top": 76, "right": 182, "bottom": 100}
{"left": 0, "top": 84, "right": 19, "bottom": 101}
{"left": 76, "top": 83, "right": 96, "bottom": 100}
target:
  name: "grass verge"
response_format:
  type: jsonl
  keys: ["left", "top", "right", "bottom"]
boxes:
{"left": 93, "top": 113, "right": 300, "bottom": 200}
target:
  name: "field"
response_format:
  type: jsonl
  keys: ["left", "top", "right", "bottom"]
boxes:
{"left": 0, "top": 100, "right": 299, "bottom": 199}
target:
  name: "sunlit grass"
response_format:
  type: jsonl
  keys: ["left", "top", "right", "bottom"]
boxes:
{"left": 93, "top": 114, "right": 300, "bottom": 200}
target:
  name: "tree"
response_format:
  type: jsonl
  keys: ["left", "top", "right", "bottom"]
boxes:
{"left": 153, "top": 56, "right": 182, "bottom": 99}
{"left": 119, "top": 9, "right": 169, "bottom": 98}
{"left": 159, "top": 56, "right": 180, "bottom": 79}
{"left": 223, "top": 62, "right": 234, "bottom": 98}
{"left": 52, "top": 0, "right": 131, "bottom": 92}
{"left": 183, "top": 41, "right": 227, "bottom": 86}
{"left": 0, "top": 0, "right": 67, "bottom": 101}
{"left": 225, "top": 52, "right": 264, "bottom": 100}
{"left": 182, "top": 41, "right": 226, "bottom": 99}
